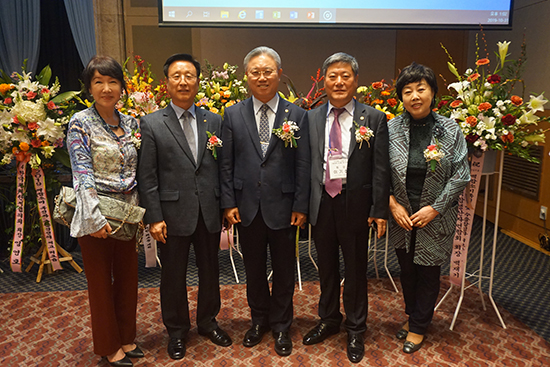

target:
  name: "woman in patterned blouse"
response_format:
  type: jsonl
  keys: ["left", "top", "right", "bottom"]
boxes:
{"left": 67, "top": 56, "right": 142, "bottom": 366}
{"left": 387, "top": 62, "right": 470, "bottom": 354}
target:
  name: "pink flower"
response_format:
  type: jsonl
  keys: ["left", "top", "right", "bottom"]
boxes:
{"left": 282, "top": 123, "right": 291, "bottom": 133}
{"left": 27, "top": 122, "right": 39, "bottom": 130}
{"left": 26, "top": 91, "right": 37, "bottom": 99}
{"left": 41, "top": 88, "right": 50, "bottom": 94}
{"left": 47, "top": 101, "right": 57, "bottom": 110}
{"left": 4, "top": 97, "right": 12, "bottom": 104}
{"left": 359, "top": 126, "right": 368, "bottom": 135}
{"left": 12, "top": 116, "right": 20, "bottom": 124}
{"left": 209, "top": 136, "right": 219, "bottom": 145}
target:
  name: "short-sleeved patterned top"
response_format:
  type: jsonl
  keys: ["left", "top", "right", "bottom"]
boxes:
{"left": 66, "top": 105, "right": 139, "bottom": 237}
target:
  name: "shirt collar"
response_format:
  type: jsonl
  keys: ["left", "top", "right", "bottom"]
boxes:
{"left": 171, "top": 101, "right": 196, "bottom": 120}
{"left": 252, "top": 95, "right": 279, "bottom": 115}
{"left": 326, "top": 99, "right": 355, "bottom": 117}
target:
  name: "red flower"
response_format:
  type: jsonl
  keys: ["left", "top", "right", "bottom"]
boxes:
{"left": 282, "top": 123, "right": 291, "bottom": 133}
{"left": 437, "top": 100, "right": 449, "bottom": 109}
{"left": 450, "top": 100, "right": 463, "bottom": 108}
{"left": 476, "top": 58, "right": 490, "bottom": 66}
{"left": 487, "top": 74, "right": 501, "bottom": 84}
{"left": 41, "top": 88, "right": 50, "bottom": 94}
{"left": 427, "top": 144, "right": 437, "bottom": 151}
{"left": 31, "top": 139, "right": 42, "bottom": 148}
{"left": 12, "top": 116, "right": 20, "bottom": 124}
{"left": 47, "top": 101, "right": 57, "bottom": 110}
{"left": 478, "top": 102, "right": 492, "bottom": 112}
{"left": 371, "top": 81, "right": 383, "bottom": 89}
{"left": 4, "top": 97, "right": 12, "bottom": 104}
{"left": 359, "top": 126, "right": 368, "bottom": 135}
{"left": 27, "top": 122, "right": 39, "bottom": 130}
{"left": 511, "top": 95, "right": 523, "bottom": 106}
{"left": 501, "top": 133, "right": 514, "bottom": 143}
{"left": 26, "top": 91, "right": 37, "bottom": 100}
{"left": 209, "top": 135, "right": 219, "bottom": 145}
{"left": 466, "top": 116, "right": 478, "bottom": 127}
{"left": 387, "top": 98, "right": 398, "bottom": 107}
{"left": 501, "top": 114, "right": 516, "bottom": 126}
{"left": 134, "top": 132, "right": 141, "bottom": 139}
{"left": 467, "top": 73, "right": 480, "bottom": 82}
{"left": 465, "top": 134, "right": 479, "bottom": 143}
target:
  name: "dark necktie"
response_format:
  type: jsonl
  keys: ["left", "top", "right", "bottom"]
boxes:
{"left": 182, "top": 111, "right": 196, "bottom": 162}
{"left": 259, "top": 104, "right": 270, "bottom": 157}
{"left": 325, "top": 108, "right": 345, "bottom": 197}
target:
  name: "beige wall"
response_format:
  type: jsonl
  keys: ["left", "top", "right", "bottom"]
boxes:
{"left": 97, "top": 0, "right": 549, "bottom": 244}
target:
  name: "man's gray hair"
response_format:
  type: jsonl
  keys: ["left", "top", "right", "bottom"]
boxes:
{"left": 244, "top": 46, "right": 282, "bottom": 71}
{"left": 322, "top": 52, "right": 359, "bottom": 76}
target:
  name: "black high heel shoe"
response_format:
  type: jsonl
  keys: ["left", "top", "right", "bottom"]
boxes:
{"left": 106, "top": 355, "right": 133, "bottom": 366}
{"left": 125, "top": 345, "right": 144, "bottom": 358}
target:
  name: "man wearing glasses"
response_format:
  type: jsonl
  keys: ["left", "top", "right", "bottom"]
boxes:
{"left": 219, "top": 46, "right": 310, "bottom": 357}
{"left": 138, "top": 53, "right": 232, "bottom": 360}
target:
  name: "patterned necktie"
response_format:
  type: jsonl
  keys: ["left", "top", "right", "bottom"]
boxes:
{"left": 259, "top": 104, "right": 270, "bottom": 157}
{"left": 182, "top": 110, "right": 196, "bottom": 162}
{"left": 325, "top": 108, "right": 345, "bottom": 198}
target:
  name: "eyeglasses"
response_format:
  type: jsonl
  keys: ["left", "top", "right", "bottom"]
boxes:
{"left": 168, "top": 74, "right": 197, "bottom": 83}
{"left": 247, "top": 69, "right": 275, "bottom": 79}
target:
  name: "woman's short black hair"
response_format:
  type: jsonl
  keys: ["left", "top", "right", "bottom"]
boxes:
{"left": 163, "top": 53, "right": 201, "bottom": 78}
{"left": 82, "top": 55, "right": 126, "bottom": 95}
{"left": 395, "top": 62, "right": 438, "bottom": 107}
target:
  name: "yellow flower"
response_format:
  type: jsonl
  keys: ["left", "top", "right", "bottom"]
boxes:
{"left": 497, "top": 41, "right": 511, "bottom": 67}
{"left": 210, "top": 107, "right": 219, "bottom": 114}
{"left": 356, "top": 86, "right": 367, "bottom": 93}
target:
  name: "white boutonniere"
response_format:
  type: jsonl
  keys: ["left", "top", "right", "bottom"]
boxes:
{"left": 273, "top": 119, "right": 300, "bottom": 148}
{"left": 354, "top": 121, "right": 374, "bottom": 149}
{"left": 131, "top": 129, "right": 141, "bottom": 149}
{"left": 424, "top": 139, "right": 445, "bottom": 172}
{"left": 206, "top": 131, "right": 223, "bottom": 159}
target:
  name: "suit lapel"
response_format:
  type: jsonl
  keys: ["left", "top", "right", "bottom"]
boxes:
{"left": 314, "top": 104, "right": 328, "bottom": 160}
{"left": 349, "top": 99, "right": 366, "bottom": 157}
{"left": 265, "top": 97, "right": 291, "bottom": 160}
{"left": 163, "top": 105, "right": 196, "bottom": 166}
{"left": 240, "top": 98, "right": 263, "bottom": 158}
{"left": 195, "top": 108, "right": 208, "bottom": 166}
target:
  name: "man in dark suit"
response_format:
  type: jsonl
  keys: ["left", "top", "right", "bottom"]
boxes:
{"left": 303, "top": 52, "right": 390, "bottom": 363}
{"left": 138, "top": 54, "right": 232, "bottom": 360}
{"left": 219, "top": 46, "right": 310, "bottom": 357}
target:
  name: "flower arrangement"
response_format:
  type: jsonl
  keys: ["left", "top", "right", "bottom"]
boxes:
{"left": 206, "top": 131, "right": 222, "bottom": 159}
{"left": 280, "top": 69, "right": 327, "bottom": 110}
{"left": 0, "top": 64, "right": 79, "bottom": 169}
{"left": 354, "top": 121, "right": 374, "bottom": 149}
{"left": 436, "top": 36, "right": 548, "bottom": 162}
{"left": 117, "top": 55, "right": 168, "bottom": 118}
{"left": 196, "top": 61, "right": 248, "bottom": 116}
{"left": 273, "top": 119, "right": 300, "bottom": 148}
{"left": 357, "top": 80, "right": 403, "bottom": 120}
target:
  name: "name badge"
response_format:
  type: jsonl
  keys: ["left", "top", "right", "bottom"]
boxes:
{"left": 328, "top": 157, "right": 347, "bottom": 179}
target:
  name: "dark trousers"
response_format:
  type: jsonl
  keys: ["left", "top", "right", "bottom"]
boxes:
{"left": 79, "top": 235, "right": 138, "bottom": 356}
{"left": 395, "top": 229, "right": 441, "bottom": 335}
{"left": 312, "top": 189, "right": 369, "bottom": 334}
{"left": 238, "top": 211, "right": 296, "bottom": 332}
{"left": 159, "top": 214, "right": 221, "bottom": 339}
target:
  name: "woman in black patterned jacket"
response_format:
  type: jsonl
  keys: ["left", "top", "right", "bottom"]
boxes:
{"left": 387, "top": 62, "right": 470, "bottom": 353}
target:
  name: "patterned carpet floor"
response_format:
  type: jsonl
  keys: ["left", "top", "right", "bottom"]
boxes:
{"left": 2, "top": 279, "right": 550, "bottom": 367}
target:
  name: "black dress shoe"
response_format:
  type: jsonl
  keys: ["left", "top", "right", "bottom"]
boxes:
{"left": 243, "top": 324, "right": 270, "bottom": 347}
{"left": 396, "top": 328, "right": 409, "bottom": 340}
{"left": 199, "top": 327, "right": 232, "bottom": 347}
{"left": 346, "top": 333, "right": 365, "bottom": 363}
{"left": 107, "top": 355, "right": 133, "bottom": 367}
{"left": 403, "top": 338, "right": 424, "bottom": 353}
{"left": 125, "top": 345, "right": 144, "bottom": 358}
{"left": 303, "top": 322, "right": 339, "bottom": 345}
{"left": 273, "top": 331, "right": 292, "bottom": 357}
{"left": 167, "top": 338, "right": 186, "bottom": 360}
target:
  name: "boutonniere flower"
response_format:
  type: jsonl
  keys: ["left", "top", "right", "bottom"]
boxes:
{"left": 424, "top": 139, "right": 445, "bottom": 172}
{"left": 206, "top": 131, "right": 223, "bottom": 159}
{"left": 354, "top": 121, "right": 374, "bottom": 149}
{"left": 273, "top": 119, "right": 300, "bottom": 148}
{"left": 131, "top": 129, "right": 141, "bottom": 149}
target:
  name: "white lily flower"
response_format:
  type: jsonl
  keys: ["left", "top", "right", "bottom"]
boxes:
{"left": 528, "top": 94, "right": 548, "bottom": 113}
{"left": 497, "top": 41, "right": 511, "bottom": 66}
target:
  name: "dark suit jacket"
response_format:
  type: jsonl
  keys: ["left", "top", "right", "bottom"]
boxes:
{"left": 308, "top": 100, "right": 390, "bottom": 231}
{"left": 219, "top": 96, "right": 310, "bottom": 230}
{"left": 138, "top": 105, "right": 222, "bottom": 236}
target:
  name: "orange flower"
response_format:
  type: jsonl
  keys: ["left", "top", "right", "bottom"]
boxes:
{"left": 478, "top": 102, "right": 492, "bottom": 112}
{"left": 371, "top": 81, "right": 383, "bottom": 89}
{"left": 372, "top": 99, "right": 384, "bottom": 105}
{"left": 386, "top": 113, "right": 395, "bottom": 120}
{"left": 501, "top": 133, "right": 514, "bottom": 143}
{"left": 41, "top": 141, "right": 50, "bottom": 147}
{"left": 467, "top": 73, "right": 480, "bottom": 81}
{"left": 381, "top": 91, "right": 391, "bottom": 96}
{"left": 387, "top": 98, "right": 398, "bottom": 107}
{"left": 450, "top": 100, "right": 463, "bottom": 108}
{"left": 510, "top": 95, "right": 523, "bottom": 106}
{"left": 19, "top": 142, "right": 30, "bottom": 151}
{"left": 466, "top": 116, "right": 478, "bottom": 127}
{"left": 476, "top": 58, "right": 490, "bottom": 66}
{"left": 0, "top": 83, "right": 13, "bottom": 94}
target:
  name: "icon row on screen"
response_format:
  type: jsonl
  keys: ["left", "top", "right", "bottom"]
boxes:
{"left": 217, "top": 10, "right": 318, "bottom": 20}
